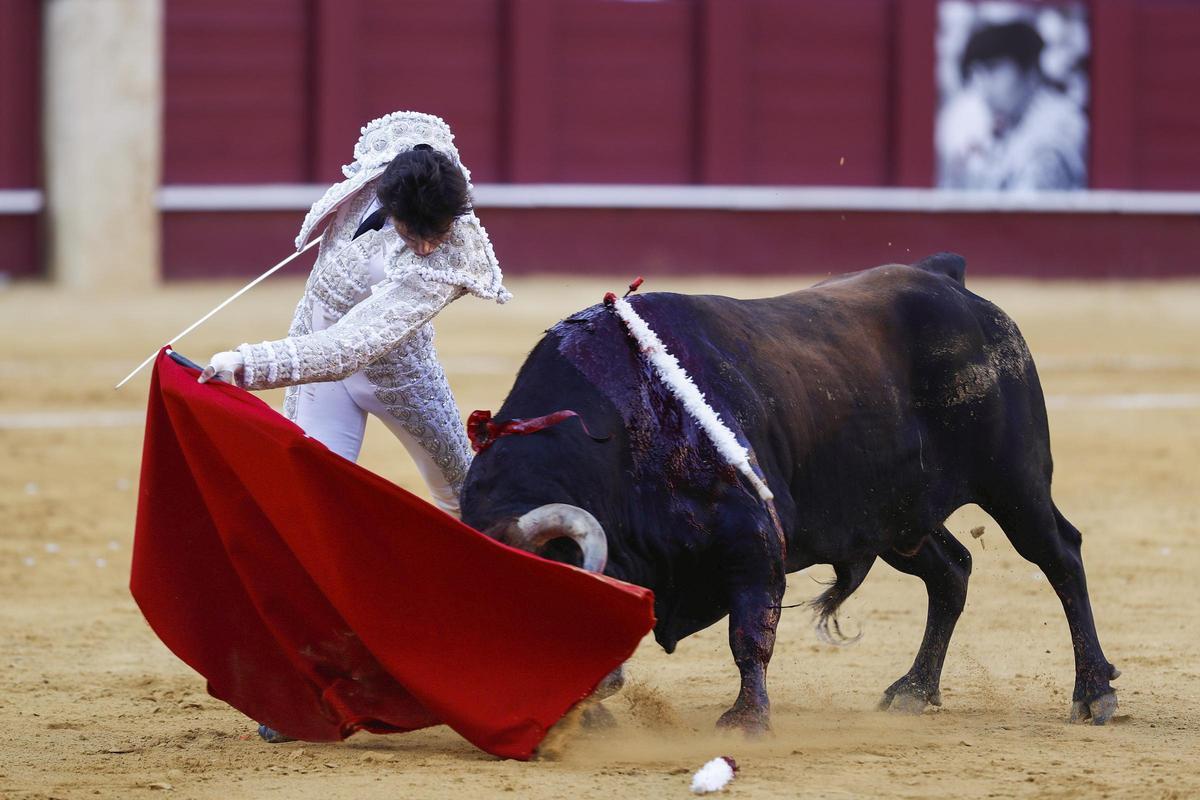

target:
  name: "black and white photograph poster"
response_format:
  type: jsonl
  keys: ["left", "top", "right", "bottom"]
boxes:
{"left": 936, "top": 1, "right": 1090, "bottom": 190}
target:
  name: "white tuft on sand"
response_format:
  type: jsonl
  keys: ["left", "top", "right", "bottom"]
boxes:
{"left": 691, "top": 757, "right": 737, "bottom": 794}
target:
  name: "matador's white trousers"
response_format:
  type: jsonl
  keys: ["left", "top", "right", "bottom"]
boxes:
{"left": 290, "top": 370, "right": 465, "bottom": 518}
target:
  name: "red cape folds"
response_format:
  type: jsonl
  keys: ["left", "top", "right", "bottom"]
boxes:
{"left": 130, "top": 350, "right": 654, "bottom": 760}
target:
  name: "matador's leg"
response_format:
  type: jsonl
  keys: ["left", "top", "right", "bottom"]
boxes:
{"left": 345, "top": 326, "right": 472, "bottom": 517}
{"left": 290, "top": 379, "right": 369, "bottom": 463}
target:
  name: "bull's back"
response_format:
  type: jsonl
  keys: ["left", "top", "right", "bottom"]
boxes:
{"left": 633, "top": 262, "right": 1046, "bottom": 530}
{"left": 671, "top": 260, "right": 1034, "bottom": 414}
{"left": 640, "top": 262, "right": 1001, "bottom": 418}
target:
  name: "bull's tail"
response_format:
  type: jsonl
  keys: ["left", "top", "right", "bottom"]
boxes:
{"left": 912, "top": 252, "right": 967, "bottom": 285}
{"left": 808, "top": 559, "right": 873, "bottom": 646}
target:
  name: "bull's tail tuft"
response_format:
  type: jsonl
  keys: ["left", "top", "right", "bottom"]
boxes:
{"left": 808, "top": 560, "right": 873, "bottom": 646}
{"left": 912, "top": 252, "right": 967, "bottom": 285}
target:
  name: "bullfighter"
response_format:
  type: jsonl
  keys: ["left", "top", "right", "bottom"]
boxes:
{"left": 200, "top": 111, "right": 510, "bottom": 519}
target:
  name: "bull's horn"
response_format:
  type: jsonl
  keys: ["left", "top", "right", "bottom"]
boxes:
{"left": 510, "top": 503, "right": 608, "bottom": 573}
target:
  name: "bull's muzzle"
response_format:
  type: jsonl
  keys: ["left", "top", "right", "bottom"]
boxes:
{"left": 505, "top": 503, "right": 608, "bottom": 573}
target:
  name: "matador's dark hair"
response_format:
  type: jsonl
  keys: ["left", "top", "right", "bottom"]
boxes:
{"left": 376, "top": 145, "right": 472, "bottom": 240}
{"left": 960, "top": 20, "right": 1044, "bottom": 82}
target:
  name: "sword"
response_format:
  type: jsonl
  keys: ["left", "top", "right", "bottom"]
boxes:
{"left": 114, "top": 236, "right": 322, "bottom": 390}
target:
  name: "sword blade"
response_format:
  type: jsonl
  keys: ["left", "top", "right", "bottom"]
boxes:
{"left": 114, "top": 236, "right": 322, "bottom": 390}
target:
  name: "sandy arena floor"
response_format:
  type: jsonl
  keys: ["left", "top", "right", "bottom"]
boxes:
{"left": 1, "top": 272, "right": 1197, "bottom": 799}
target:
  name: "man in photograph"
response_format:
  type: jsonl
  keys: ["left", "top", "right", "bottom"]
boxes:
{"left": 938, "top": 19, "right": 1087, "bottom": 190}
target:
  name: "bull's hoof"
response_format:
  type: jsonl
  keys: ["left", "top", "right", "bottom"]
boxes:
{"left": 877, "top": 678, "right": 942, "bottom": 715}
{"left": 715, "top": 706, "right": 770, "bottom": 736}
{"left": 536, "top": 705, "right": 584, "bottom": 760}
{"left": 1070, "top": 692, "right": 1118, "bottom": 725}
{"left": 879, "top": 691, "right": 940, "bottom": 714}
{"left": 582, "top": 702, "right": 617, "bottom": 729}
{"left": 593, "top": 666, "right": 625, "bottom": 701}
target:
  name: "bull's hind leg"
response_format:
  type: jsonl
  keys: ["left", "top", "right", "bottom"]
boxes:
{"left": 985, "top": 497, "right": 1119, "bottom": 724}
{"left": 878, "top": 527, "right": 971, "bottom": 714}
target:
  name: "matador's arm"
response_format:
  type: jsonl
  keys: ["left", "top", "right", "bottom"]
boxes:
{"left": 236, "top": 266, "right": 463, "bottom": 391}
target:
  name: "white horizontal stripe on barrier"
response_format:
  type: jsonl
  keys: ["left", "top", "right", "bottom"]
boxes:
{"left": 157, "top": 184, "right": 324, "bottom": 211}
{"left": 0, "top": 189, "right": 43, "bottom": 214}
{"left": 157, "top": 184, "right": 1200, "bottom": 215}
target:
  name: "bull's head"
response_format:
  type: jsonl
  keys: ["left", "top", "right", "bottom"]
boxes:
{"left": 496, "top": 503, "right": 625, "bottom": 703}
{"left": 495, "top": 503, "right": 608, "bottom": 574}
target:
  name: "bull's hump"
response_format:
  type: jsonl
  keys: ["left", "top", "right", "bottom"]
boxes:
{"left": 808, "top": 261, "right": 953, "bottom": 293}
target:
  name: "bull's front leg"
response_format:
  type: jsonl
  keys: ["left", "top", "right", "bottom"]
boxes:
{"left": 717, "top": 579, "right": 783, "bottom": 734}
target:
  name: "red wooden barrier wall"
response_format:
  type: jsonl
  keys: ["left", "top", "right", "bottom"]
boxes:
{"left": 3, "top": 0, "right": 1198, "bottom": 278}
{"left": 314, "top": 0, "right": 507, "bottom": 183}
{"left": 163, "top": 1, "right": 311, "bottom": 184}
{"left": 0, "top": 0, "right": 41, "bottom": 278}
{"left": 162, "top": 0, "right": 928, "bottom": 188}
{"left": 1092, "top": 0, "right": 1200, "bottom": 189}
{"left": 160, "top": 0, "right": 1200, "bottom": 192}
{"left": 158, "top": 0, "right": 1200, "bottom": 279}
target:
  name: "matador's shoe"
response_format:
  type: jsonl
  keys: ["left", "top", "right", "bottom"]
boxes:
{"left": 256, "top": 724, "right": 296, "bottom": 744}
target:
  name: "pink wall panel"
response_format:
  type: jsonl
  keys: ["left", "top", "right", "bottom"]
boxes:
{"left": 0, "top": 0, "right": 41, "bottom": 277}
{"left": 0, "top": 216, "right": 39, "bottom": 278}
{"left": 160, "top": 0, "right": 1200, "bottom": 193}
{"left": 701, "top": 0, "right": 893, "bottom": 185}
{"left": 0, "top": 0, "right": 40, "bottom": 189}
{"left": 1089, "top": 0, "right": 1135, "bottom": 188}
{"left": 155, "top": 0, "right": 1200, "bottom": 280}
{"left": 306, "top": 0, "right": 506, "bottom": 183}
{"left": 511, "top": 0, "right": 698, "bottom": 183}
{"left": 741, "top": 0, "right": 892, "bottom": 185}
{"left": 163, "top": 0, "right": 311, "bottom": 183}
{"left": 162, "top": 211, "right": 317, "bottom": 279}
{"left": 1130, "top": 2, "right": 1200, "bottom": 189}
{"left": 891, "top": 0, "right": 937, "bottom": 186}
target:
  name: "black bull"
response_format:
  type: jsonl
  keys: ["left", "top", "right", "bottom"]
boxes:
{"left": 461, "top": 255, "right": 1119, "bottom": 730}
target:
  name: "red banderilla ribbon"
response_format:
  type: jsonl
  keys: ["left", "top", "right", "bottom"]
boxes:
{"left": 467, "top": 410, "right": 611, "bottom": 453}
{"left": 603, "top": 276, "right": 644, "bottom": 307}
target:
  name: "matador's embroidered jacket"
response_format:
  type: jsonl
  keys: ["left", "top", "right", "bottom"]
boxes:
{"left": 234, "top": 111, "right": 510, "bottom": 497}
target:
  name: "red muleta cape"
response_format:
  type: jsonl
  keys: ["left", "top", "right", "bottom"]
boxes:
{"left": 130, "top": 350, "right": 654, "bottom": 760}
